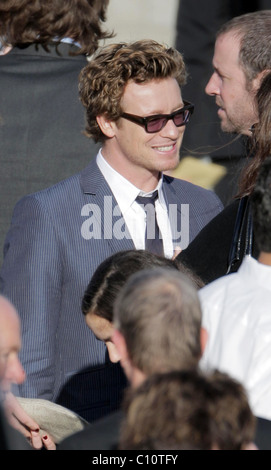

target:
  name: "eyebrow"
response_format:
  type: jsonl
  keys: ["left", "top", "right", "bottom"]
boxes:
{"left": 213, "top": 64, "right": 230, "bottom": 79}
{"left": 138, "top": 103, "right": 184, "bottom": 117}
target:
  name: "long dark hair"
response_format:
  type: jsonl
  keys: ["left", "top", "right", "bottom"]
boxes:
{"left": 238, "top": 73, "right": 271, "bottom": 197}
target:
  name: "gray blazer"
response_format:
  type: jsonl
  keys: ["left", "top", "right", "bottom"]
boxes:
{"left": 0, "top": 158, "right": 222, "bottom": 421}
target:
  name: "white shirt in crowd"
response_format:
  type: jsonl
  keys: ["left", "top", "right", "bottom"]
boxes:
{"left": 199, "top": 255, "right": 271, "bottom": 420}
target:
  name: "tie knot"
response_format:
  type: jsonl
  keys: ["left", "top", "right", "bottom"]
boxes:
{"left": 136, "top": 190, "right": 158, "bottom": 206}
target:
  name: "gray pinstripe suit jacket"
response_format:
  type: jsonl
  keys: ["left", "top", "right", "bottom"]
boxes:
{"left": 0, "top": 158, "right": 223, "bottom": 422}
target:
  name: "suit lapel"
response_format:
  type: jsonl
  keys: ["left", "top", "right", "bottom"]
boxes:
{"left": 162, "top": 176, "right": 189, "bottom": 249}
{"left": 80, "top": 159, "right": 135, "bottom": 252}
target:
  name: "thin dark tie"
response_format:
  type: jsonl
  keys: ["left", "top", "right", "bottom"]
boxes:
{"left": 136, "top": 190, "right": 164, "bottom": 256}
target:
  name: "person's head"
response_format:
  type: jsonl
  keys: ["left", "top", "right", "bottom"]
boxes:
{"left": 0, "top": 0, "right": 111, "bottom": 56}
{"left": 0, "top": 296, "right": 25, "bottom": 394}
{"left": 206, "top": 369, "right": 257, "bottom": 450}
{"left": 82, "top": 250, "right": 203, "bottom": 364}
{"left": 250, "top": 157, "right": 271, "bottom": 254}
{"left": 79, "top": 40, "right": 193, "bottom": 179}
{"left": 205, "top": 11, "right": 271, "bottom": 136}
{"left": 112, "top": 267, "right": 207, "bottom": 386}
{"left": 119, "top": 369, "right": 256, "bottom": 450}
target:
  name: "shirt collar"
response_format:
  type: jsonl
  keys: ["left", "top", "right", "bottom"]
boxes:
{"left": 55, "top": 37, "right": 81, "bottom": 48}
{"left": 96, "top": 149, "right": 164, "bottom": 213}
{"left": 240, "top": 255, "right": 271, "bottom": 291}
{"left": 137, "top": 177, "right": 163, "bottom": 197}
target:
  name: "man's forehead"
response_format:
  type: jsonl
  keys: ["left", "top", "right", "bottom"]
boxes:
{"left": 0, "top": 298, "right": 18, "bottom": 324}
{"left": 215, "top": 32, "right": 241, "bottom": 59}
{"left": 0, "top": 298, "right": 20, "bottom": 344}
{"left": 213, "top": 33, "right": 242, "bottom": 71}
{"left": 121, "top": 78, "right": 183, "bottom": 114}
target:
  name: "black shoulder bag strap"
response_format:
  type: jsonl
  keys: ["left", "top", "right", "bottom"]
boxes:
{"left": 226, "top": 196, "right": 253, "bottom": 274}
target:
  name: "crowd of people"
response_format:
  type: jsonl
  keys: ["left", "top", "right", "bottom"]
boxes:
{"left": 0, "top": 0, "right": 271, "bottom": 452}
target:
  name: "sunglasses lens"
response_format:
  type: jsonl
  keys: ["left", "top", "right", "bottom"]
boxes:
{"left": 144, "top": 105, "right": 193, "bottom": 133}
{"left": 146, "top": 118, "right": 165, "bottom": 133}
{"left": 173, "top": 110, "right": 189, "bottom": 127}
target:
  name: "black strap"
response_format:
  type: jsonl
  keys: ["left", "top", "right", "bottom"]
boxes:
{"left": 227, "top": 196, "right": 253, "bottom": 274}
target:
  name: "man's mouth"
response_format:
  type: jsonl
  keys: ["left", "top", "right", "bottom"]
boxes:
{"left": 153, "top": 143, "right": 176, "bottom": 152}
{"left": 157, "top": 145, "right": 174, "bottom": 151}
{"left": 216, "top": 101, "right": 225, "bottom": 111}
{"left": 217, "top": 106, "right": 226, "bottom": 118}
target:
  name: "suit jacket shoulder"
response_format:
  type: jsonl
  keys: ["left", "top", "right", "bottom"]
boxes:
{"left": 164, "top": 174, "right": 223, "bottom": 206}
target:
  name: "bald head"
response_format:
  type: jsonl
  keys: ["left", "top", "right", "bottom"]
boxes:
{"left": 0, "top": 296, "right": 25, "bottom": 392}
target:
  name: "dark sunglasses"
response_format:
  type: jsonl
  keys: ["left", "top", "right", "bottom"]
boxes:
{"left": 120, "top": 100, "right": 194, "bottom": 133}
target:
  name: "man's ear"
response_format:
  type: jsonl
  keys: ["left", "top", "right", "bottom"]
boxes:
{"left": 200, "top": 327, "right": 208, "bottom": 356}
{"left": 252, "top": 69, "right": 271, "bottom": 91}
{"left": 96, "top": 114, "right": 116, "bottom": 138}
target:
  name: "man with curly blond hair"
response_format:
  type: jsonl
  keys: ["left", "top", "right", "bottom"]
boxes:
{"left": 0, "top": 39, "right": 222, "bottom": 422}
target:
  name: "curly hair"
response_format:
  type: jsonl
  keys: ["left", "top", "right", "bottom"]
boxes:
{"left": 78, "top": 39, "right": 187, "bottom": 142}
{"left": 119, "top": 369, "right": 255, "bottom": 450}
{"left": 0, "top": 0, "right": 112, "bottom": 56}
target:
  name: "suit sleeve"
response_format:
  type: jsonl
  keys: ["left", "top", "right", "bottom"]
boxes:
{"left": 0, "top": 195, "right": 62, "bottom": 400}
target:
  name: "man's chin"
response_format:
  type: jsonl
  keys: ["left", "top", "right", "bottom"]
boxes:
{"left": 220, "top": 115, "right": 252, "bottom": 135}
{"left": 220, "top": 120, "right": 239, "bottom": 134}
{"left": 221, "top": 122, "right": 252, "bottom": 136}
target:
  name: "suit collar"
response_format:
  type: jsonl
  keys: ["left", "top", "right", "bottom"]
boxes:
{"left": 162, "top": 175, "right": 184, "bottom": 248}
{"left": 80, "top": 158, "right": 180, "bottom": 201}
{"left": 80, "top": 157, "right": 110, "bottom": 196}
{"left": 161, "top": 174, "right": 180, "bottom": 206}
{"left": 9, "top": 42, "right": 83, "bottom": 59}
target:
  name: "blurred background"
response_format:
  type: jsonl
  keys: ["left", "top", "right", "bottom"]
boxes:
{"left": 104, "top": 0, "right": 179, "bottom": 46}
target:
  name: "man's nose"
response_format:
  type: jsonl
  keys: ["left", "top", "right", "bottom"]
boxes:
{"left": 5, "top": 355, "right": 26, "bottom": 388}
{"left": 205, "top": 72, "right": 220, "bottom": 96}
{"left": 160, "top": 117, "right": 182, "bottom": 138}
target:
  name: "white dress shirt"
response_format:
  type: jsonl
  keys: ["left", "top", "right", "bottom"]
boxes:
{"left": 96, "top": 149, "right": 174, "bottom": 258}
{"left": 199, "top": 255, "right": 271, "bottom": 420}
